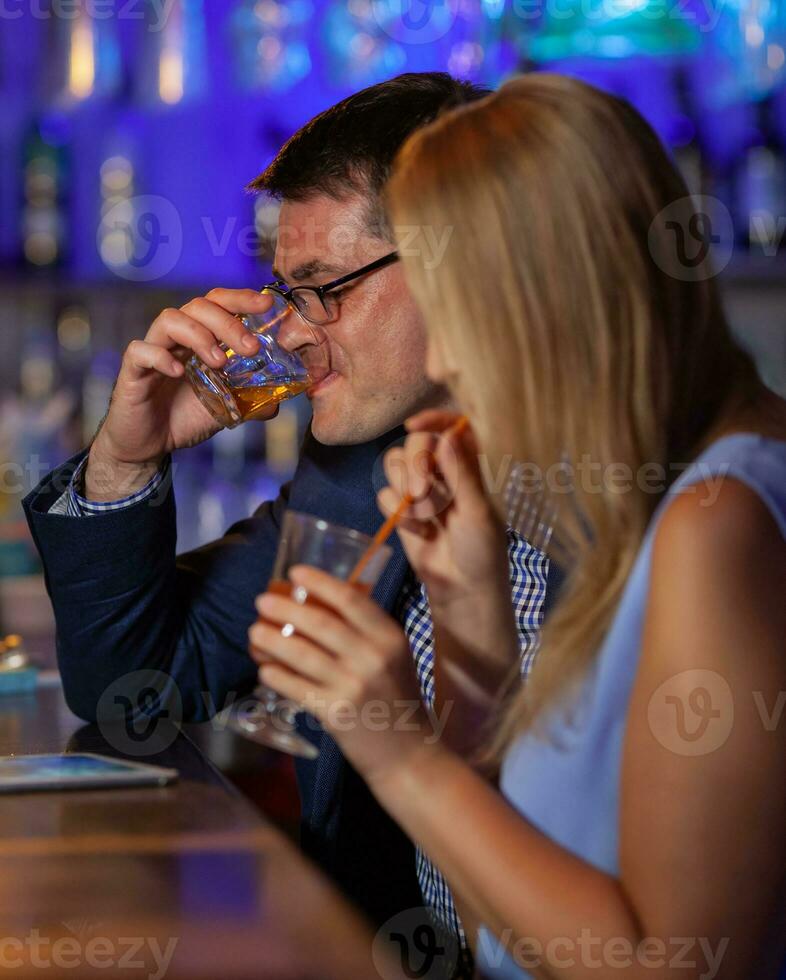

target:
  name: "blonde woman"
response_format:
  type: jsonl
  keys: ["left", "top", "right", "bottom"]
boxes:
{"left": 248, "top": 75, "right": 786, "bottom": 978}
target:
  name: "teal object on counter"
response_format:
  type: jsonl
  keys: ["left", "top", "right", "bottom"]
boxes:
{"left": 0, "top": 666, "right": 38, "bottom": 695}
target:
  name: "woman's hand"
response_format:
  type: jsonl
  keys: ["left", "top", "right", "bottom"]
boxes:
{"left": 380, "top": 410, "right": 523, "bottom": 752}
{"left": 379, "top": 410, "right": 511, "bottom": 615}
{"left": 248, "top": 566, "right": 444, "bottom": 786}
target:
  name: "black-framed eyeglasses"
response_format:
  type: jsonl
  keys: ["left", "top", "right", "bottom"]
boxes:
{"left": 263, "top": 250, "right": 399, "bottom": 326}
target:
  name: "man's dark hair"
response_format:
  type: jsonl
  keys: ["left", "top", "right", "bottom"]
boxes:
{"left": 247, "top": 72, "right": 490, "bottom": 237}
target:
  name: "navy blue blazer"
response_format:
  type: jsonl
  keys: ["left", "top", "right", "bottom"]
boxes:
{"left": 22, "top": 425, "right": 424, "bottom": 926}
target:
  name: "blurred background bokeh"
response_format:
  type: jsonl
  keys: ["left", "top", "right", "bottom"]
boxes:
{"left": 0, "top": 0, "right": 785, "bottom": 652}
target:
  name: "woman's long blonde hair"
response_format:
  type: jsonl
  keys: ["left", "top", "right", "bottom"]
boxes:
{"left": 385, "top": 73, "right": 757, "bottom": 752}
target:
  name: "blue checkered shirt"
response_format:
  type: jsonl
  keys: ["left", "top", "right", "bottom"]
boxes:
{"left": 48, "top": 454, "right": 171, "bottom": 517}
{"left": 394, "top": 531, "right": 547, "bottom": 954}
{"left": 49, "top": 459, "right": 549, "bottom": 959}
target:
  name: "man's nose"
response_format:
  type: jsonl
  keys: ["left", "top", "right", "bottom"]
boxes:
{"left": 277, "top": 310, "right": 326, "bottom": 352}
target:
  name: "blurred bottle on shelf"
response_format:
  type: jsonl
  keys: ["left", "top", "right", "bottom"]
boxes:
{"left": 54, "top": 305, "right": 93, "bottom": 454}
{"left": 671, "top": 65, "right": 704, "bottom": 198}
{"left": 97, "top": 139, "right": 138, "bottom": 278}
{"left": 82, "top": 349, "right": 121, "bottom": 447}
{"left": 520, "top": 0, "right": 698, "bottom": 61}
{"left": 668, "top": 64, "right": 737, "bottom": 259}
{"left": 43, "top": 3, "right": 122, "bottom": 104}
{"left": 194, "top": 426, "right": 249, "bottom": 546}
{"left": 166, "top": 425, "right": 249, "bottom": 552}
{"left": 322, "top": 0, "right": 404, "bottom": 88}
{"left": 15, "top": 321, "right": 78, "bottom": 477}
{"left": 198, "top": 401, "right": 304, "bottom": 540}
{"left": 0, "top": 310, "right": 75, "bottom": 577}
{"left": 171, "top": 394, "right": 309, "bottom": 552}
{"left": 253, "top": 193, "right": 281, "bottom": 266}
{"left": 444, "top": 0, "right": 517, "bottom": 86}
{"left": 264, "top": 401, "right": 300, "bottom": 476}
{"left": 20, "top": 116, "right": 71, "bottom": 270}
{"left": 245, "top": 399, "right": 305, "bottom": 526}
{"left": 228, "top": 0, "right": 312, "bottom": 92}
{"left": 136, "top": 0, "right": 208, "bottom": 106}
{"left": 734, "top": 93, "right": 786, "bottom": 256}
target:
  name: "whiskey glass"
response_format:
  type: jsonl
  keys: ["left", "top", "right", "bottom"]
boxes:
{"left": 185, "top": 289, "right": 327, "bottom": 429}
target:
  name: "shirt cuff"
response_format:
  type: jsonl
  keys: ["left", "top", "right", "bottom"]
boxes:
{"left": 50, "top": 455, "right": 171, "bottom": 517}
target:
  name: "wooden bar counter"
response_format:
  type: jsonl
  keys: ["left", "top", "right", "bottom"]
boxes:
{"left": 0, "top": 680, "right": 401, "bottom": 979}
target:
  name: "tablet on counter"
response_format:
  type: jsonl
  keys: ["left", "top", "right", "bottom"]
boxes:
{"left": 0, "top": 753, "right": 178, "bottom": 793}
